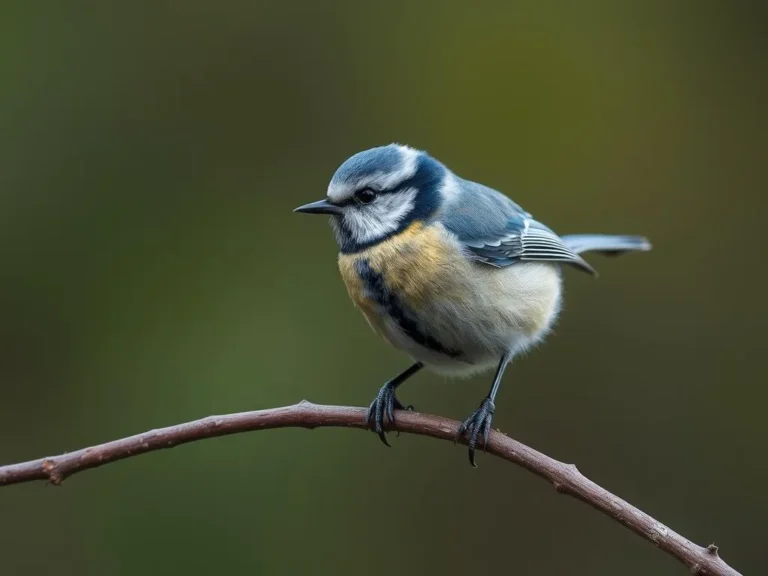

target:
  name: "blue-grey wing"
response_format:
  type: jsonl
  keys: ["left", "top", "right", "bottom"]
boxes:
{"left": 440, "top": 178, "right": 595, "bottom": 275}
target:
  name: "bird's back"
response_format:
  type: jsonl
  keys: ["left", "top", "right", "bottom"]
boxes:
{"left": 437, "top": 176, "right": 534, "bottom": 242}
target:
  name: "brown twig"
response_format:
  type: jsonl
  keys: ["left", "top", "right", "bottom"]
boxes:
{"left": 0, "top": 401, "right": 741, "bottom": 575}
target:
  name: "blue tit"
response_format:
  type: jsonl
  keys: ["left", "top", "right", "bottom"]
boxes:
{"left": 295, "top": 144, "right": 650, "bottom": 466}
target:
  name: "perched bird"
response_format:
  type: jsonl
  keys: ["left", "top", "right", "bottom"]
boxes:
{"left": 295, "top": 144, "right": 650, "bottom": 466}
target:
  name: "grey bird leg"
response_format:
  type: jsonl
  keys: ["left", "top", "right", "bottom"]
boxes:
{"left": 456, "top": 354, "right": 511, "bottom": 467}
{"left": 366, "top": 362, "right": 423, "bottom": 446}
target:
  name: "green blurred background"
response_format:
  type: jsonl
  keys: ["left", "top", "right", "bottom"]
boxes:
{"left": 1, "top": 1, "right": 766, "bottom": 574}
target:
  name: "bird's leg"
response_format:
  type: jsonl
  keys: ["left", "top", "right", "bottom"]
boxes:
{"left": 456, "top": 354, "right": 510, "bottom": 467}
{"left": 366, "top": 362, "right": 423, "bottom": 447}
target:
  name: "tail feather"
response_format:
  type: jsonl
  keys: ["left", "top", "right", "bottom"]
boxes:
{"left": 561, "top": 234, "right": 651, "bottom": 256}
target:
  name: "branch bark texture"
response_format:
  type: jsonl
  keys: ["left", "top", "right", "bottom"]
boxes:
{"left": 0, "top": 402, "right": 741, "bottom": 576}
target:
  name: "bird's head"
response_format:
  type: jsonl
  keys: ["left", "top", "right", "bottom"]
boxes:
{"left": 294, "top": 144, "right": 451, "bottom": 252}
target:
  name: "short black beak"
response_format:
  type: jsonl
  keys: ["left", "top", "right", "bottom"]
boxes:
{"left": 293, "top": 198, "right": 342, "bottom": 215}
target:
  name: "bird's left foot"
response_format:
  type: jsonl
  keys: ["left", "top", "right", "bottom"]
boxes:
{"left": 366, "top": 381, "right": 414, "bottom": 447}
{"left": 456, "top": 397, "right": 495, "bottom": 467}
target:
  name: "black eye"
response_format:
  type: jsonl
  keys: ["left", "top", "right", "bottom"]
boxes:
{"left": 354, "top": 188, "right": 376, "bottom": 204}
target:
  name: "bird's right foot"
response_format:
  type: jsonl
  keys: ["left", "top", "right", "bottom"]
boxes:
{"left": 365, "top": 381, "right": 414, "bottom": 447}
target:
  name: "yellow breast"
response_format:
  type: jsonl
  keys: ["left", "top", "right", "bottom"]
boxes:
{"left": 337, "top": 253, "right": 385, "bottom": 335}
{"left": 337, "top": 221, "right": 463, "bottom": 333}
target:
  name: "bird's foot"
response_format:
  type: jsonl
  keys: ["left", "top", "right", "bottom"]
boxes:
{"left": 365, "top": 381, "right": 414, "bottom": 447}
{"left": 455, "top": 397, "right": 495, "bottom": 467}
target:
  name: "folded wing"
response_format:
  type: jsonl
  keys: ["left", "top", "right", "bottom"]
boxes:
{"left": 441, "top": 178, "right": 596, "bottom": 274}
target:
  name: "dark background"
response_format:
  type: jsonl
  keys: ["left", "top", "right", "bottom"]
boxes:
{"left": 1, "top": 1, "right": 766, "bottom": 574}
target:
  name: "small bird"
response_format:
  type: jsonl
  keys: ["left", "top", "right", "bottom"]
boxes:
{"left": 295, "top": 144, "right": 650, "bottom": 466}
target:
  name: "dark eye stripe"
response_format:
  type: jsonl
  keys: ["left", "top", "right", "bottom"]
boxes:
{"left": 333, "top": 187, "right": 382, "bottom": 208}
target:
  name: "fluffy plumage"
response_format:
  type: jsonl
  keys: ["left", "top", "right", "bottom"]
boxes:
{"left": 296, "top": 143, "right": 651, "bottom": 464}
{"left": 317, "top": 143, "right": 650, "bottom": 374}
{"left": 338, "top": 220, "right": 562, "bottom": 376}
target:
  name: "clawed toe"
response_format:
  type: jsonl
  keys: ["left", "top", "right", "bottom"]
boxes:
{"left": 455, "top": 397, "right": 496, "bottom": 467}
{"left": 363, "top": 363, "right": 423, "bottom": 448}
{"left": 365, "top": 384, "right": 413, "bottom": 446}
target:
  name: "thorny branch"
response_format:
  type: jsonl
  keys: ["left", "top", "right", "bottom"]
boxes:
{"left": 0, "top": 401, "right": 741, "bottom": 576}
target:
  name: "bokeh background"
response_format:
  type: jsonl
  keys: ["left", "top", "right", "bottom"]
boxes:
{"left": 1, "top": 1, "right": 766, "bottom": 574}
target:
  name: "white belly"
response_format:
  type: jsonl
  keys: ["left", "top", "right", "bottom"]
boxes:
{"left": 394, "top": 262, "right": 563, "bottom": 376}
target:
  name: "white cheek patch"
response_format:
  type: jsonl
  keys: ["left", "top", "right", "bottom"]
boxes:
{"left": 342, "top": 187, "right": 418, "bottom": 244}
